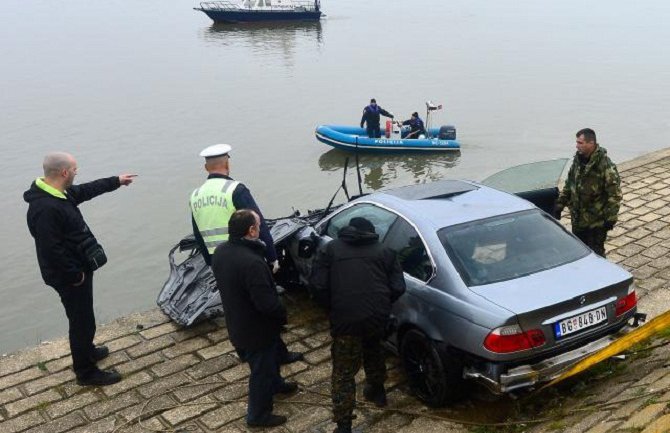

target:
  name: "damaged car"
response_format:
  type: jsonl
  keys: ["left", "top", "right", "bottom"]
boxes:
{"left": 158, "top": 159, "right": 641, "bottom": 406}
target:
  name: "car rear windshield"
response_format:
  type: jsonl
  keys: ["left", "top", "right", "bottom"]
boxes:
{"left": 438, "top": 210, "right": 589, "bottom": 286}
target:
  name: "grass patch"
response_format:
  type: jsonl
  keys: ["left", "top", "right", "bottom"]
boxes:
{"left": 36, "top": 361, "right": 47, "bottom": 372}
{"left": 643, "top": 396, "right": 659, "bottom": 407}
{"left": 547, "top": 420, "right": 565, "bottom": 431}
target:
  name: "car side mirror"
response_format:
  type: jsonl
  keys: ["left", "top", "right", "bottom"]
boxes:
{"left": 298, "top": 238, "right": 316, "bottom": 258}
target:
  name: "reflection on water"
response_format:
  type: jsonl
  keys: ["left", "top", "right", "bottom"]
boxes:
{"left": 318, "top": 148, "right": 461, "bottom": 191}
{"left": 200, "top": 21, "right": 323, "bottom": 65}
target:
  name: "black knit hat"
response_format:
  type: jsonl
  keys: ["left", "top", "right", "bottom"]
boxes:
{"left": 349, "top": 217, "right": 376, "bottom": 234}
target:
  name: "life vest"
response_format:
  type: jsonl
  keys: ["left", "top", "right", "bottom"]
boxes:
{"left": 190, "top": 178, "right": 239, "bottom": 254}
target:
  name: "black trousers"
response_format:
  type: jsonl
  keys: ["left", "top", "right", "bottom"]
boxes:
{"left": 52, "top": 272, "right": 97, "bottom": 378}
{"left": 366, "top": 124, "right": 382, "bottom": 138}
{"left": 573, "top": 227, "right": 608, "bottom": 257}
{"left": 236, "top": 335, "right": 285, "bottom": 423}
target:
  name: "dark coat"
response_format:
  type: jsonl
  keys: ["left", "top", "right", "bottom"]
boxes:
{"left": 402, "top": 117, "right": 426, "bottom": 137}
{"left": 360, "top": 104, "right": 394, "bottom": 128}
{"left": 310, "top": 225, "right": 406, "bottom": 336}
{"left": 211, "top": 237, "right": 287, "bottom": 351}
{"left": 23, "top": 177, "right": 120, "bottom": 287}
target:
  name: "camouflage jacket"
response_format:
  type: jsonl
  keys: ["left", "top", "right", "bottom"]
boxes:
{"left": 556, "top": 146, "right": 622, "bottom": 230}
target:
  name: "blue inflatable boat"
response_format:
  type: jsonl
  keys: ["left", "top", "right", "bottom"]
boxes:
{"left": 315, "top": 125, "right": 460, "bottom": 153}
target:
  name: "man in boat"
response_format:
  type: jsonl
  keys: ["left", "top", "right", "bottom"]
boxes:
{"left": 399, "top": 112, "right": 426, "bottom": 139}
{"left": 360, "top": 98, "right": 394, "bottom": 138}
{"left": 190, "top": 144, "right": 303, "bottom": 364}
{"left": 211, "top": 209, "right": 298, "bottom": 428}
{"left": 553, "top": 128, "right": 622, "bottom": 257}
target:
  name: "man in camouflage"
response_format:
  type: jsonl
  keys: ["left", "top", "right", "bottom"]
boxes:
{"left": 554, "top": 128, "right": 622, "bottom": 257}
{"left": 310, "top": 217, "right": 406, "bottom": 433}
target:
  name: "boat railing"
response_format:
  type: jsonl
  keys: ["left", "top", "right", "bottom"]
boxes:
{"left": 199, "top": 0, "right": 320, "bottom": 12}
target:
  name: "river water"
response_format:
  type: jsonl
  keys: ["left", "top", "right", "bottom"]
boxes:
{"left": 2, "top": 0, "right": 670, "bottom": 353}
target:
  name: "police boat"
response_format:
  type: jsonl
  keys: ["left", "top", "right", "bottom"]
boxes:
{"left": 195, "top": 0, "right": 322, "bottom": 23}
{"left": 315, "top": 101, "right": 460, "bottom": 153}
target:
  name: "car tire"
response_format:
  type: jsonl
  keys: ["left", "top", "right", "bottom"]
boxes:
{"left": 400, "top": 329, "right": 464, "bottom": 407}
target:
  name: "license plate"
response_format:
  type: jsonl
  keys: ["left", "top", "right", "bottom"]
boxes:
{"left": 554, "top": 306, "right": 607, "bottom": 338}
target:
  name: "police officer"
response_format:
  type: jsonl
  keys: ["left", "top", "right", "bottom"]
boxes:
{"left": 554, "top": 128, "right": 622, "bottom": 257}
{"left": 400, "top": 112, "right": 426, "bottom": 139}
{"left": 24, "top": 152, "right": 136, "bottom": 386}
{"left": 360, "top": 98, "right": 394, "bottom": 138}
{"left": 310, "top": 217, "right": 406, "bottom": 433}
{"left": 190, "top": 144, "right": 303, "bottom": 364}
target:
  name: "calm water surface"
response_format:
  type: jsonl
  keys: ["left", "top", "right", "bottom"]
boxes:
{"left": 2, "top": 0, "right": 670, "bottom": 353}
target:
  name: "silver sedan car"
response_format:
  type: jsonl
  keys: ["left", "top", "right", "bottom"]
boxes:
{"left": 158, "top": 160, "right": 639, "bottom": 407}
{"left": 274, "top": 159, "right": 638, "bottom": 406}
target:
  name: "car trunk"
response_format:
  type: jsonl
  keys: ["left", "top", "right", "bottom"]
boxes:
{"left": 469, "top": 254, "right": 633, "bottom": 349}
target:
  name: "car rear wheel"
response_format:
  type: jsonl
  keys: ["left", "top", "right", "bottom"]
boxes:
{"left": 401, "top": 329, "right": 464, "bottom": 407}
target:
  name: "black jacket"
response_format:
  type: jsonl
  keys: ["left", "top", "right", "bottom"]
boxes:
{"left": 23, "top": 177, "right": 121, "bottom": 287}
{"left": 310, "top": 225, "right": 406, "bottom": 336}
{"left": 211, "top": 237, "right": 287, "bottom": 351}
{"left": 360, "top": 104, "right": 394, "bottom": 128}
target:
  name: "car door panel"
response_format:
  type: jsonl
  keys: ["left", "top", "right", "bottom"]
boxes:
{"left": 481, "top": 158, "right": 569, "bottom": 215}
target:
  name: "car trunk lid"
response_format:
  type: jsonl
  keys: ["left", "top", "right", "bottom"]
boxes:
{"left": 470, "top": 254, "right": 633, "bottom": 346}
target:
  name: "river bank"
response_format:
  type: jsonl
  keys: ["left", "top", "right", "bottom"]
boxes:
{"left": 2, "top": 147, "right": 670, "bottom": 433}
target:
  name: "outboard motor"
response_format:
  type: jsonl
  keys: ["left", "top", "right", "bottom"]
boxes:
{"left": 438, "top": 125, "right": 457, "bottom": 140}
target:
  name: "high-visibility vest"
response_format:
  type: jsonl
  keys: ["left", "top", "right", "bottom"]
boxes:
{"left": 190, "top": 178, "right": 240, "bottom": 254}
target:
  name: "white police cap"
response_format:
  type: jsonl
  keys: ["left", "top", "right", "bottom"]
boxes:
{"left": 199, "top": 144, "right": 232, "bottom": 158}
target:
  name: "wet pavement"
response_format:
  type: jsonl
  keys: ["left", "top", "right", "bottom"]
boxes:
{"left": 1, "top": 147, "right": 670, "bottom": 433}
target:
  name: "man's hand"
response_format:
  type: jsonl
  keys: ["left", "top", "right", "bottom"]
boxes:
{"left": 119, "top": 174, "right": 138, "bottom": 186}
{"left": 271, "top": 260, "right": 280, "bottom": 274}
{"left": 72, "top": 272, "right": 86, "bottom": 287}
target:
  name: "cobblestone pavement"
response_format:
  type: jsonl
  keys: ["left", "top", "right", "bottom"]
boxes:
{"left": 1, "top": 148, "right": 670, "bottom": 433}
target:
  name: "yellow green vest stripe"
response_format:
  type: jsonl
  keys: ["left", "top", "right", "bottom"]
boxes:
{"left": 190, "top": 178, "right": 239, "bottom": 254}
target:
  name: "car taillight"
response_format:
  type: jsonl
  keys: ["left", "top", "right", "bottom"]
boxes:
{"left": 484, "top": 325, "right": 546, "bottom": 353}
{"left": 616, "top": 287, "right": 637, "bottom": 317}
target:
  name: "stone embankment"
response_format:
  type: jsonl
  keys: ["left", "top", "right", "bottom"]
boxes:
{"left": 2, "top": 148, "right": 670, "bottom": 433}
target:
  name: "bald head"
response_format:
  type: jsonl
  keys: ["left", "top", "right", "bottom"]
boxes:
{"left": 42, "top": 152, "right": 78, "bottom": 191}
{"left": 43, "top": 152, "right": 75, "bottom": 178}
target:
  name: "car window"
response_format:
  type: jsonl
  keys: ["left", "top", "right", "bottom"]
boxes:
{"left": 481, "top": 158, "right": 569, "bottom": 193}
{"left": 384, "top": 218, "right": 433, "bottom": 282}
{"left": 439, "top": 210, "right": 589, "bottom": 286}
{"left": 325, "top": 203, "right": 397, "bottom": 241}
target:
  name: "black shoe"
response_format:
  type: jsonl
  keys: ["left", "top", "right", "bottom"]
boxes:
{"left": 333, "top": 421, "right": 352, "bottom": 433}
{"left": 363, "top": 383, "right": 387, "bottom": 407}
{"left": 280, "top": 351, "right": 304, "bottom": 365}
{"left": 275, "top": 381, "right": 299, "bottom": 395}
{"left": 76, "top": 369, "right": 122, "bottom": 386}
{"left": 90, "top": 345, "right": 110, "bottom": 362}
{"left": 247, "top": 414, "right": 287, "bottom": 427}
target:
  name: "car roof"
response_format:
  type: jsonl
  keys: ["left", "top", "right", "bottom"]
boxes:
{"left": 364, "top": 179, "right": 537, "bottom": 229}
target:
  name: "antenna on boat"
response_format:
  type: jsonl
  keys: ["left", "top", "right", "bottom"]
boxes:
{"left": 425, "top": 100, "right": 443, "bottom": 136}
{"left": 324, "top": 157, "right": 350, "bottom": 216}
{"left": 354, "top": 137, "right": 363, "bottom": 197}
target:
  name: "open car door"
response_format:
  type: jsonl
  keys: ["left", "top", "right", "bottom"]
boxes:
{"left": 481, "top": 158, "right": 570, "bottom": 215}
